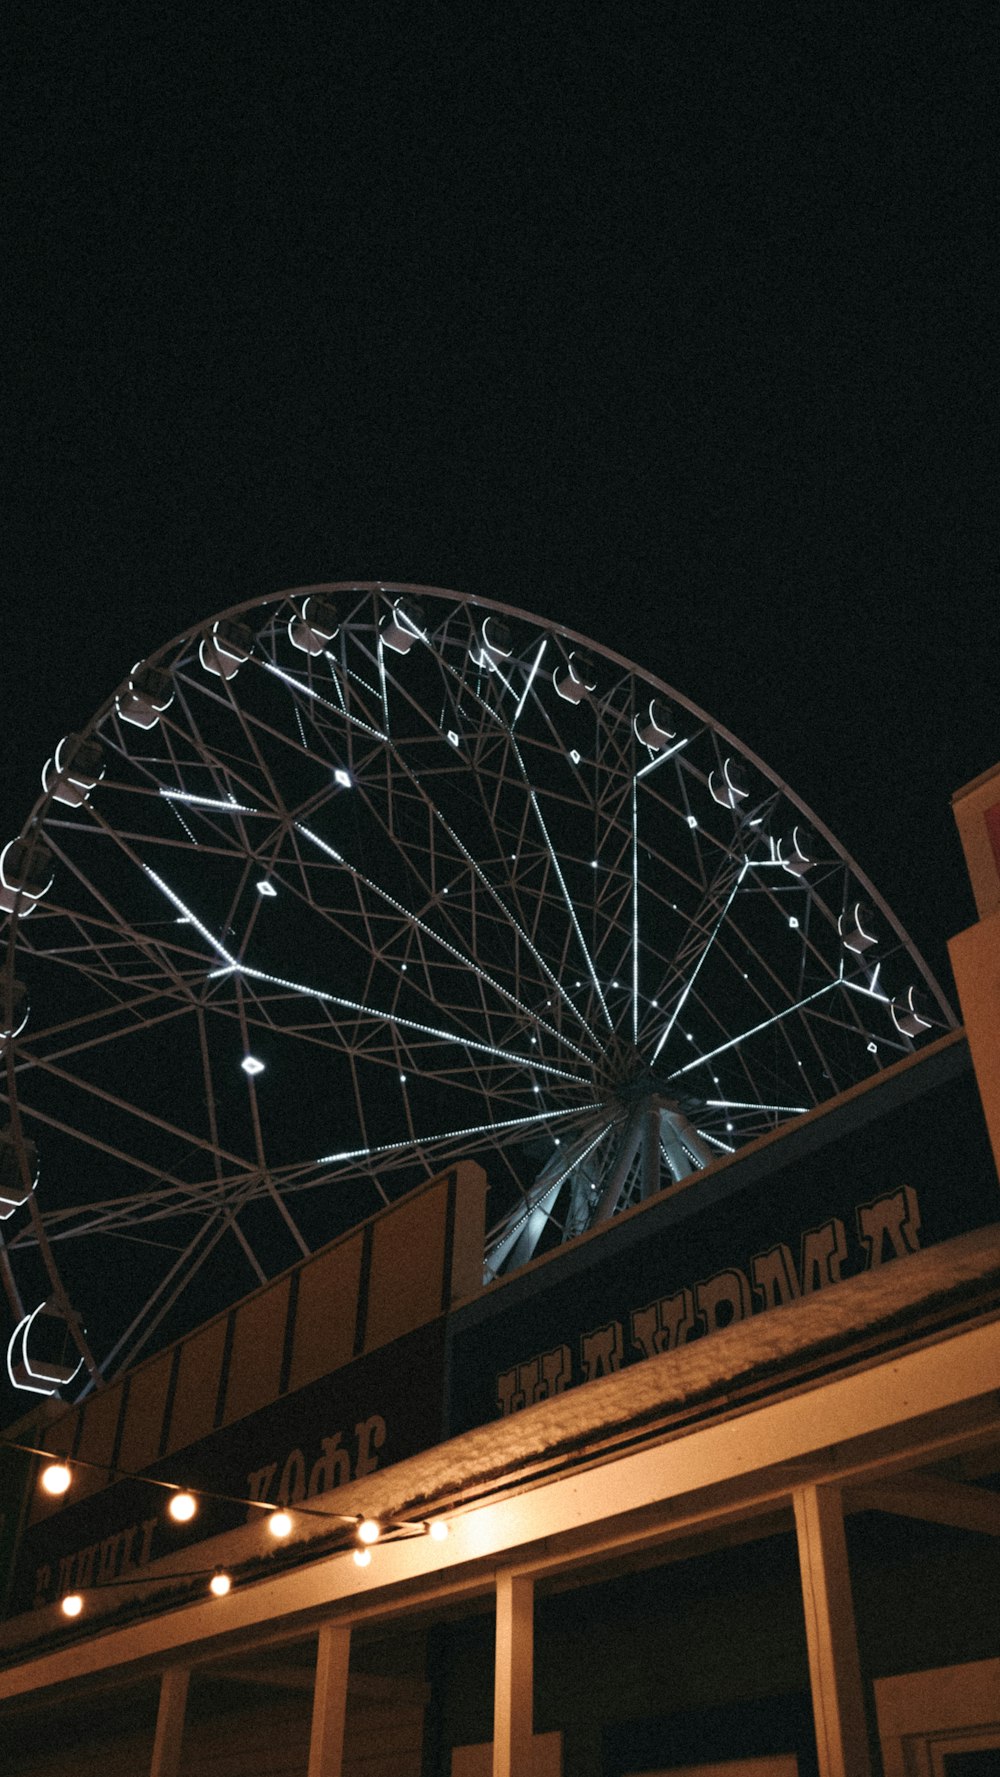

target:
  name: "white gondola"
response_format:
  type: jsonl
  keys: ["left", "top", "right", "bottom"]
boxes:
{"left": 380, "top": 596, "right": 425, "bottom": 655}
{"left": 6, "top": 1301, "right": 84, "bottom": 1395}
{"left": 554, "top": 650, "right": 597, "bottom": 704}
{"left": 470, "top": 614, "right": 514, "bottom": 672}
{"left": 0, "top": 1126, "right": 38, "bottom": 1217}
{"left": 1, "top": 979, "right": 28, "bottom": 1042}
{"left": 116, "top": 661, "right": 174, "bottom": 729}
{"left": 41, "top": 734, "right": 105, "bottom": 807}
{"left": 839, "top": 900, "right": 877, "bottom": 954}
{"left": 0, "top": 839, "right": 54, "bottom": 917}
{"left": 288, "top": 595, "right": 339, "bottom": 656}
{"left": 199, "top": 619, "right": 254, "bottom": 681}
{"left": 634, "top": 697, "right": 678, "bottom": 750}
{"left": 778, "top": 824, "right": 816, "bottom": 876}
{"left": 709, "top": 757, "right": 750, "bottom": 810}
{"left": 891, "top": 985, "right": 933, "bottom": 1037}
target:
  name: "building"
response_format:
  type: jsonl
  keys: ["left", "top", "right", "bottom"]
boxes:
{"left": 0, "top": 766, "right": 998, "bottom": 1775}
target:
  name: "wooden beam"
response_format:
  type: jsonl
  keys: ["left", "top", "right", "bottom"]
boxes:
{"left": 794, "top": 1485, "right": 871, "bottom": 1777}
{"left": 493, "top": 1570, "right": 534, "bottom": 1777}
{"left": 845, "top": 1472, "right": 1000, "bottom": 1537}
{"left": 307, "top": 1623, "right": 351, "bottom": 1777}
{"left": 149, "top": 1666, "right": 189, "bottom": 1777}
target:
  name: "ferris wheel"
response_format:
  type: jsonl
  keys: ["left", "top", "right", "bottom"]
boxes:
{"left": 0, "top": 584, "right": 953, "bottom": 1399}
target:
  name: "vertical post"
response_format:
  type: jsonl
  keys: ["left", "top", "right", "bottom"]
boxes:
{"left": 793, "top": 1484, "right": 872, "bottom": 1777}
{"left": 308, "top": 1621, "right": 352, "bottom": 1777}
{"left": 149, "top": 1666, "right": 189, "bottom": 1777}
{"left": 493, "top": 1569, "right": 534, "bottom": 1777}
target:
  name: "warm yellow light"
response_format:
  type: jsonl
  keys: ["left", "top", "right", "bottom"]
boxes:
{"left": 168, "top": 1490, "right": 197, "bottom": 1522}
{"left": 61, "top": 1593, "right": 83, "bottom": 1618}
{"left": 357, "top": 1517, "right": 380, "bottom": 1545}
{"left": 209, "top": 1572, "right": 231, "bottom": 1597}
{"left": 41, "top": 1462, "right": 72, "bottom": 1496}
{"left": 353, "top": 1547, "right": 372, "bottom": 1568}
{"left": 268, "top": 1510, "right": 292, "bottom": 1539}
{"left": 428, "top": 1518, "right": 449, "bottom": 1542}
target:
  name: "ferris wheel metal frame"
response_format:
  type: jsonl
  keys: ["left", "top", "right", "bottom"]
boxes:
{"left": 0, "top": 582, "right": 954, "bottom": 1402}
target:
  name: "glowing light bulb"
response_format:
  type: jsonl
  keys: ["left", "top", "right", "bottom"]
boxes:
{"left": 353, "top": 1547, "right": 372, "bottom": 1567}
{"left": 61, "top": 1593, "right": 83, "bottom": 1617}
{"left": 428, "top": 1519, "right": 449, "bottom": 1542}
{"left": 169, "top": 1491, "right": 197, "bottom": 1523}
{"left": 268, "top": 1510, "right": 293, "bottom": 1539}
{"left": 209, "top": 1571, "right": 231, "bottom": 1597}
{"left": 357, "top": 1518, "right": 381, "bottom": 1545}
{"left": 41, "top": 1462, "right": 72, "bottom": 1496}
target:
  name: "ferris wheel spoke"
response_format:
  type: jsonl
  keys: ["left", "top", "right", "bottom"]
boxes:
{"left": 315, "top": 1101, "right": 590, "bottom": 1168}
{"left": 667, "top": 980, "right": 838, "bottom": 1081}
{"left": 650, "top": 862, "right": 749, "bottom": 1063}
{"left": 208, "top": 956, "right": 585, "bottom": 1085}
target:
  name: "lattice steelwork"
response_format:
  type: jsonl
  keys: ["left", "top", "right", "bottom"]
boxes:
{"left": 0, "top": 584, "right": 953, "bottom": 1395}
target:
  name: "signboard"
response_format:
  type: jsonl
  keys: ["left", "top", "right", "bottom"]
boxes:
{"left": 446, "top": 1036, "right": 998, "bottom": 1435}
{"left": 13, "top": 1315, "right": 446, "bottom": 1614}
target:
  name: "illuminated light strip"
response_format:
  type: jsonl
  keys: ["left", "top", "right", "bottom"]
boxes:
{"left": 206, "top": 962, "right": 583, "bottom": 1083}
{"left": 321, "top": 651, "right": 349, "bottom": 714}
{"left": 704, "top": 1099, "right": 809, "bottom": 1115}
{"left": 143, "top": 868, "right": 238, "bottom": 967}
{"left": 696, "top": 1129, "right": 736, "bottom": 1154}
{"left": 376, "top": 630, "right": 391, "bottom": 735}
{"left": 651, "top": 863, "right": 749, "bottom": 1063}
{"left": 159, "top": 790, "right": 260, "bottom": 815}
{"left": 261, "top": 659, "right": 388, "bottom": 742}
{"left": 510, "top": 637, "right": 547, "bottom": 730}
{"left": 668, "top": 982, "right": 835, "bottom": 1079}
{"left": 167, "top": 799, "right": 198, "bottom": 844}
{"left": 841, "top": 978, "right": 891, "bottom": 1004}
{"left": 635, "top": 736, "right": 691, "bottom": 778}
{"left": 316, "top": 1103, "right": 585, "bottom": 1167}
{"left": 632, "top": 775, "right": 640, "bottom": 1044}
{"left": 295, "top": 823, "right": 582, "bottom": 1062}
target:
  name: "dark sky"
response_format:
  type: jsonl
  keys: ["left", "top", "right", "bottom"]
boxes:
{"left": 5, "top": 2, "right": 997, "bottom": 999}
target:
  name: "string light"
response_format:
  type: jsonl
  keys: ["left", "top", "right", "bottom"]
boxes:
{"left": 2, "top": 1438, "right": 454, "bottom": 1621}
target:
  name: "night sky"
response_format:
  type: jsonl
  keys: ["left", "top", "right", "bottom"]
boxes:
{"left": 5, "top": 9, "right": 996, "bottom": 1037}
